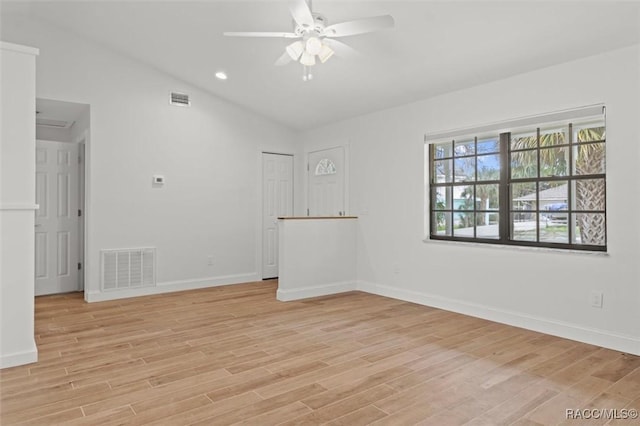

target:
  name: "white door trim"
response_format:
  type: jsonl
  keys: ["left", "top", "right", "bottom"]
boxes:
{"left": 74, "top": 129, "right": 91, "bottom": 301}
{"left": 75, "top": 133, "right": 87, "bottom": 292}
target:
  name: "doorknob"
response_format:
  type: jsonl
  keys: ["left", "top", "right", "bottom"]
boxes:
{"left": 34, "top": 224, "right": 42, "bottom": 227}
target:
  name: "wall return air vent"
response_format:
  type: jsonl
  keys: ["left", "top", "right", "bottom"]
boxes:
{"left": 169, "top": 91, "right": 191, "bottom": 107}
{"left": 101, "top": 248, "right": 156, "bottom": 291}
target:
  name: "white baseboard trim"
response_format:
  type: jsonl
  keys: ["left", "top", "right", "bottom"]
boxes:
{"left": 0, "top": 340, "right": 38, "bottom": 369}
{"left": 86, "top": 272, "right": 260, "bottom": 302}
{"left": 277, "top": 281, "right": 357, "bottom": 302}
{"left": 358, "top": 281, "right": 640, "bottom": 356}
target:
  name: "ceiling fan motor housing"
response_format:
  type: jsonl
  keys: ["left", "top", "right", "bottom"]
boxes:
{"left": 294, "top": 13, "right": 328, "bottom": 37}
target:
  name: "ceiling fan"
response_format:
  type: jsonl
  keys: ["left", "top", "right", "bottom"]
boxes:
{"left": 223, "top": 0, "right": 394, "bottom": 81}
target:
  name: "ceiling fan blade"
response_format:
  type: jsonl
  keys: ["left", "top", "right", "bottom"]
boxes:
{"left": 289, "top": 0, "right": 314, "bottom": 29}
{"left": 223, "top": 31, "right": 299, "bottom": 38}
{"left": 322, "top": 39, "right": 359, "bottom": 57}
{"left": 324, "top": 15, "right": 394, "bottom": 37}
{"left": 275, "top": 51, "right": 293, "bottom": 66}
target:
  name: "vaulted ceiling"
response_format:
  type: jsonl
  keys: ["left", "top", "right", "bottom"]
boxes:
{"left": 2, "top": 1, "right": 639, "bottom": 130}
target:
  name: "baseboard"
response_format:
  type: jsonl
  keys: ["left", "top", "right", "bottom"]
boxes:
{"left": 358, "top": 280, "right": 640, "bottom": 356}
{"left": 277, "top": 281, "right": 357, "bottom": 302}
{"left": 85, "top": 272, "right": 260, "bottom": 302}
{"left": 0, "top": 340, "right": 38, "bottom": 369}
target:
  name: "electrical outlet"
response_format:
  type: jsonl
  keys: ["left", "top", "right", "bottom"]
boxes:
{"left": 207, "top": 256, "right": 214, "bottom": 266}
{"left": 590, "top": 291, "right": 603, "bottom": 308}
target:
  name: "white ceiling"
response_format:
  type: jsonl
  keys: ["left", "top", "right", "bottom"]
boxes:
{"left": 4, "top": 1, "right": 640, "bottom": 131}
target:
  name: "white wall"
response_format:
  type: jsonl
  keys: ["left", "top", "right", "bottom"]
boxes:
{"left": 303, "top": 45, "right": 640, "bottom": 355}
{"left": 0, "top": 42, "right": 39, "bottom": 367}
{"left": 70, "top": 106, "right": 90, "bottom": 144}
{"left": 277, "top": 218, "right": 357, "bottom": 301}
{"left": 1, "top": 16, "right": 302, "bottom": 302}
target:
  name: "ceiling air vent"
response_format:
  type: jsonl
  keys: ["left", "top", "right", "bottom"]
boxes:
{"left": 169, "top": 91, "right": 191, "bottom": 107}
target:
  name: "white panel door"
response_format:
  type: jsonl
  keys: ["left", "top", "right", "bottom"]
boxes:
{"left": 308, "top": 147, "right": 345, "bottom": 216}
{"left": 35, "top": 140, "right": 79, "bottom": 295}
{"left": 262, "top": 153, "right": 293, "bottom": 279}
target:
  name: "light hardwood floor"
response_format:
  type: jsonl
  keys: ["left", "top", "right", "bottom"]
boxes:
{"left": 1, "top": 281, "right": 639, "bottom": 425}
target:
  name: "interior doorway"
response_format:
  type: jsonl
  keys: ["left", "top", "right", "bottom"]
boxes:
{"left": 262, "top": 153, "right": 293, "bottom": 279}
{"left": 35, "top": 98, "right": 89, "bottom": 295}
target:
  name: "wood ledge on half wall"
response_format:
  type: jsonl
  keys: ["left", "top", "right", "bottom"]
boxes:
{"left": 278, "top": 216, "right": 358, "bottom": 220}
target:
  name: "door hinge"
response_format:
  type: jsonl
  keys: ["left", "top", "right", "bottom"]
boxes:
{"left": 307, "top": 208, "right": 310, "bottom": 216}
{"left": 78, "top": 262, "right": 82, "bottom": 270}
{"left": 78, "top": 209, "right": 82, "bottom": 217}
{"left": 307, "top": 163, "right": 309, "bottom": 171}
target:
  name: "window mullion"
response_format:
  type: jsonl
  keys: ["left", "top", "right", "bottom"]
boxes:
{"left": 474, "top": 136, "right": 478, "bottom": 239}
{"left": 499, "top": 133, "right": 510, "bottom": 243}
{"left": 536, "top": 128, "right": 541, "bottom": 243}
{"left": 568, "top": 123, "right": 574, "bottom": 244}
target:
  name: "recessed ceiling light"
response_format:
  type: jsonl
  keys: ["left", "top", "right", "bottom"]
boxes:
{"left": 215, "top": 71, "right": 228, "bottom": 80}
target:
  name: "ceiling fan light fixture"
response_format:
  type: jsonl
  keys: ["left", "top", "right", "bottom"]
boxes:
{"left": 286, "top": 40, "right": 304, "bottom": 61}
{"left": 317, "top": 44, "right": 334, "bottom": 63}
{"left": 300, "top": 51, "right": 316, "bottom": 66}
{"left": 224, "top": 0, "right": 395, "bottom": 80}
{"left": 305, "top": 36, "right": 323, "bottom": 56}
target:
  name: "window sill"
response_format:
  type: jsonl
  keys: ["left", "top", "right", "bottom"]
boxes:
{"left": 422, "top": 237, "right": 609, "bottom": 257}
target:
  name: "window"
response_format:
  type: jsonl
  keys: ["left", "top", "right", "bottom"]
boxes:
{"left": 427, "top": 108, "right": 606, "bottom": 251}
{"left": 315, "top": 158, "right": 337, "bottom": 176}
